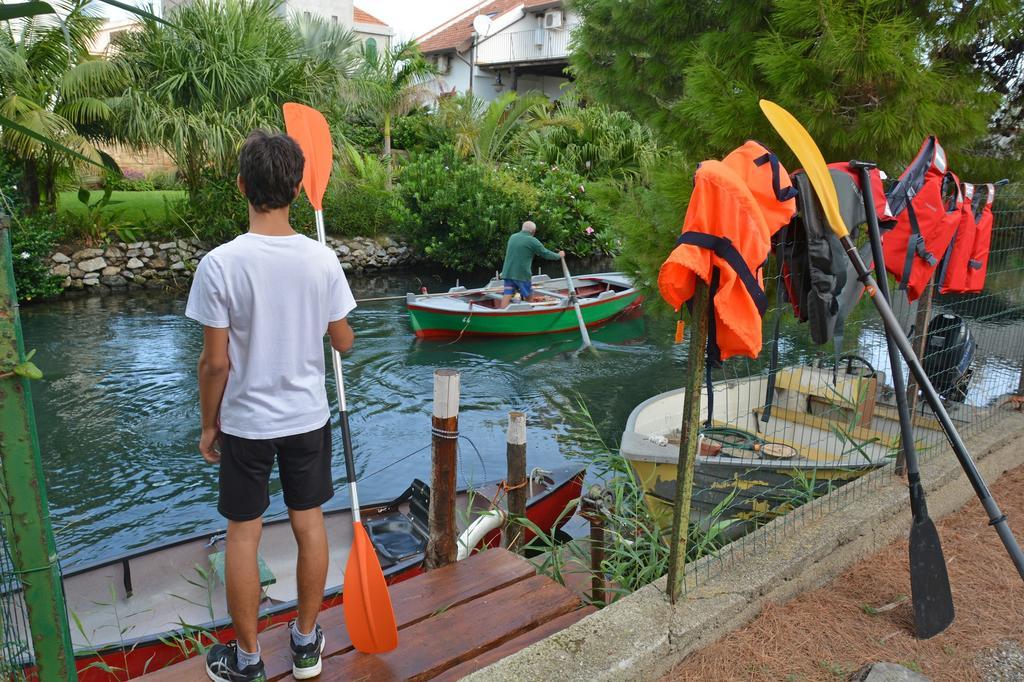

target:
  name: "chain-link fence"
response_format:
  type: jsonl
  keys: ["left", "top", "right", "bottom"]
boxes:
{"left": 622, "top": 184, "right": 1024, "bottom": 592}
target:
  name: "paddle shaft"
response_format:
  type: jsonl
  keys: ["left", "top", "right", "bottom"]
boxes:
{"left": 317, "top": 210, "right": 362, "bottom": 521}
{"left": 854, "top": 163, "right": 928, "bottom": 518}
{"left": 560, "top": 256, "right": 592, "bottom": 347}
{"left": 838, "top": 230, "right": 1024, "bottom": 579}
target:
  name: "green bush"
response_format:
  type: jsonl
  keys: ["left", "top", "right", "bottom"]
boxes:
{"left": 397, "top": 147, "right": 609, "bottom": 270}
{"left": 332, "top": 116, "right": 382, "bottom": 153}
{"left": 108, "top": 174, "right": 156, "bottom": 192}
{"left": 147, "top": 170, "right": 184, "bottom": 191}
{"left": 391, "top": 109, "right": 448, "bottom": 152}
{"left": 8, "top": 215, "right": 64, "bottom": 302}
{"left": 324, "top": 179, "right": 409, "bottom": 237}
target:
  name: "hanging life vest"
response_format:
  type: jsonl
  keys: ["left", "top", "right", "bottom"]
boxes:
{"left": 964, "top": 183, "right": 996, "bottom": 293}
{"left": 937, "top": 183, "right": 978, "bottom": 294}
{"left": 658, "top": 141, "right": 797, "bottom": 362}
{"left": 882, "top": 137, "right": 963, "bottom": 301}
{"left": 777, "top": 166, "right": 875, "bottom": 345}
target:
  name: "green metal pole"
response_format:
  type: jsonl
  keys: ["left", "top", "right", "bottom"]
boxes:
{"left": 665, "top": 280, "right": 709, "bottom": 603}
{"left": 0, "top": 227, "right": 76, "bottom": 681}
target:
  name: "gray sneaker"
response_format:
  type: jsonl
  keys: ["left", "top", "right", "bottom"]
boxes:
{"left": 289, "top": 620, "right": 325, "bottom": 679}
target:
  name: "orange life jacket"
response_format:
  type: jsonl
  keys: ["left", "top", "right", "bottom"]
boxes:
{"left": 882, "top": 137, "right": 963, "bottom": 301}
{"left": 658, "top": 141, "right": 796, "bottom": 361}
{"left": 938, "top": 183, "right": 979, "bottom": 294}
{"left": 964, "top": 183, "right": 996, "bottom": 293}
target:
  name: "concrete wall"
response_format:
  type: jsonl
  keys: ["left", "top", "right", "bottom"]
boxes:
{"left": 465, "top": 410, "right": 1024, "bottom": 681}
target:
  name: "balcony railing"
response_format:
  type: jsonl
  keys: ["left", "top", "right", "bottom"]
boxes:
{"left": 475, "top": 23, "right": 580, "bottom": 66}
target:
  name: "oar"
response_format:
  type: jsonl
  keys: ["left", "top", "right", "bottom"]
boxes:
{"left": 283, "top": 102, "right": 399, "bottom": 654}
{"left": 759, "top": 101, "right": 1024, "bottom": 589}
{"left": 850, "top": 158, "right": 953, "bottom": 637}
{"left": 560, "top": 256, "right": 592, "bottom": 349}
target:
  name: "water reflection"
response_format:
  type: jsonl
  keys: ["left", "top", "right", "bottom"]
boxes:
{"left": 19, "top": 262, "right": 1024, "bottom": 567}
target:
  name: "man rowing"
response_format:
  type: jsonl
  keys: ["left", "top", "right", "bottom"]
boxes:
{"left": 499, "top": 220, "right": 564, "bottom": 308}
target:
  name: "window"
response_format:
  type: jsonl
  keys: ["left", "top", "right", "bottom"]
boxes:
{"left": 365, "top": 37, "right": 377, "bottom": 50}
{"left": 331, "top": 15, "right": 338, "bottom": 22}
{"left": 303, "top": 11, "right": 311, "bottom": 19}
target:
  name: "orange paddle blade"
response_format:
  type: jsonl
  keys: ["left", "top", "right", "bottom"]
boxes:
{"left": 282, "top": 102, "right": 333, "bottom": 211}
{"left": 344, "top": 521, "right": 399, "bottom": 653}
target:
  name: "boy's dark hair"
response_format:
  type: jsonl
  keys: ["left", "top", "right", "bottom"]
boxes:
{"left": 238, "top": 130, "right": 304, "bottom": 212}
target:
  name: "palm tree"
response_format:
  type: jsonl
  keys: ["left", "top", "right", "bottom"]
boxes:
{"left": 291, "top": 12, "right": 359, "bottom": 79}
{"left": 521, "top": 94, "right": 660, "bottom": 181}
{"left": 437, "top": 90, "right": 555, "bottom": 165}
{"left": 0, "top": 0, "right": 123, "bottom": 210}
{"left": 345, "top": 39, "right": 437, "bottom": 160}
{"left": 113, "top": 0, "right": 341, "bottom": 195}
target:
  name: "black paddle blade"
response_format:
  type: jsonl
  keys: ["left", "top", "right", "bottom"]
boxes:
{"left": 909, "top": 516, "right": 955, "bottom": 639}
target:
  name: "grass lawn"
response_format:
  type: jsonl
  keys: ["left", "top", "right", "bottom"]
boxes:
{"left": 57, "top": 190, "right": 186, "bottom": 224}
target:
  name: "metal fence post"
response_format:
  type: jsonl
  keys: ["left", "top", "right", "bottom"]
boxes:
{"left": 0, "top": 227, "right": 76, "bottom": 680}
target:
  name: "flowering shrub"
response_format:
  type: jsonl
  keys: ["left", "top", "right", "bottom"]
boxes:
{"left": 397, "top": 147, "right": 610, "bottom": 271}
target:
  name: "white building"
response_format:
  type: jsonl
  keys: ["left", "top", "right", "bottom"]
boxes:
{"left": 157, "top": 0, "right": 392, "bottom": 48}
{"left": 416, "top": 0, "right": 577, "bottom": 102}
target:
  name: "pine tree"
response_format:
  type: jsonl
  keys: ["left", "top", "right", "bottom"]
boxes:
{"left": 570, "top": 0, "right": 1014, "bottom": 169}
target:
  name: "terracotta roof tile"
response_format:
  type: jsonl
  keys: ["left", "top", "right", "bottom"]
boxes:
{"left": 417, "top": 0, "right": 556, "bottom": 54}
{"left": 353, "top": 6, "right": 388, "bottom": 26}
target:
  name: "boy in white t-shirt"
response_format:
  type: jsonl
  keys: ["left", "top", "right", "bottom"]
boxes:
{"left": 186, "top": 130, "right": 355, "bottom": 682}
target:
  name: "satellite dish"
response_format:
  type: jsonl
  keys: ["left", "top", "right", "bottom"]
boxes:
{"left": 472, "top": 14, "right": 492, "bottom": 37}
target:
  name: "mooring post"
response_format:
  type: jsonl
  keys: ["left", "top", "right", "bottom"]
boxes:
{"left": 0, "top": 227, "right": 76, "bottom": 680}
{"left": 666, "top": 279, "right": 709, "bottom": 604}
{"left": 579, "top": 486, "right": 607, "bottom": 606}
{"left": 425, "top": 369, "right": 460, "bottom": 569}
{"left": 504, "top": 411, "right": 527, "bottom": 552}
{"left": 900, "top": 276, "right": 934, "bottom": 475}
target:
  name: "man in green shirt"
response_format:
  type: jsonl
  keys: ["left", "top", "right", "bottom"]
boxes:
{"left": 500, "top": 221, "right": 564, "bottom": 308}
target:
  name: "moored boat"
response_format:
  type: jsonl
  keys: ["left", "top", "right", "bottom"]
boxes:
{"left": 406, "top": 272, "right": 642, "bottom": 339}
{"left": 59, "top": 466, "right": 583, "bottom": 680}
{"left": 620, "top": 362, "right": 939, "bottom": 534}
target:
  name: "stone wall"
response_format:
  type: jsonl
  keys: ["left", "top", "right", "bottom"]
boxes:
{"left": 49, "top": 235, "right": 418, "bottom": 294}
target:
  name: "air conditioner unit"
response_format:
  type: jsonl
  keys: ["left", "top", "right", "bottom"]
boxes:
{"left": 543, "top": 10, "right": 563, "bottom": 30}
{"left": 435, "top": 54, "right": 450, "bottom": 74}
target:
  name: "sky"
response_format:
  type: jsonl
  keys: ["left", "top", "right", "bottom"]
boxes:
{"left": 357, "top": 0, "right": 481, "bottom": 40}
{"left": 95, "top": 0, "right": 484, "bottom": 40}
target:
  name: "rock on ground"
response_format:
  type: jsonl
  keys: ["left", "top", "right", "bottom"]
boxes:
{"left": 976, "top": 641, "right": 1024, "bottom": 681}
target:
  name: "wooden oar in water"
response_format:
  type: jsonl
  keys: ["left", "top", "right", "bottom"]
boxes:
{"left": 283, "top": 102, "right": 399, "bottom": 654}
{"left": 560, "top": 256, "right": 593, "bottom": 351}
{"left": 759, "top": 99, "right": 1024, "bottom": 639}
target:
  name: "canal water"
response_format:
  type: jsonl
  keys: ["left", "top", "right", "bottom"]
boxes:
{"left": 20, "top": 262, "right": 1024, "bottom": 568}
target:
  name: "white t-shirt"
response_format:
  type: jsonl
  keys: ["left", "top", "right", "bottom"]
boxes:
{"left": 185, "top": 232, "right": 356, "bottom": 440}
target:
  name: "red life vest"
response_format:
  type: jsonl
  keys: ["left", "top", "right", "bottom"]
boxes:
{"left": 964, "top": 183, "right": 996, "bottom": 293}
{"left": 938, "top": 183, "right": 978, "bottom": 294}
{"left": 882, "top": 137, "right": 963, "bottom": 301}
{"left": 659, "top": 141, "right": 796, "bottom": 361}
{"left": 828, "top": 162, "right": 895, "bottom": 228}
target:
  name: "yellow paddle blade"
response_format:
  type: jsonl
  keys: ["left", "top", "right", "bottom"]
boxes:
{"left": 758, "top": 100, "right": 849, "bottom": 239}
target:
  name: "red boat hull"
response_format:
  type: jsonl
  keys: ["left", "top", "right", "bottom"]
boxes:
{"left": 71, "top": 469, "right": 584, "bottom": 680}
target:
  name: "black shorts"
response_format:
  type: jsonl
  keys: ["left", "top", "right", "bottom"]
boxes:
{"left": 218, "top": 420, "right": 335, "bottom": 521}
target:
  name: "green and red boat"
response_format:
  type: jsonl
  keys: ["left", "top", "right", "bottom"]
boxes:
{"left": 406, "top": 272, "right": 643, "bottom": 339}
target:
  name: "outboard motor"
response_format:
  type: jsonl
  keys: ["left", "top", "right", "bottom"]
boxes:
{"left": 922, "top": 313, "right": 975, "bottom": 402}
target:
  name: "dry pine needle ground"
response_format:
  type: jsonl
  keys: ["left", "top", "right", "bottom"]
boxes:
{"left": 668, "top": 464, "right": 1024, "bottom": 681}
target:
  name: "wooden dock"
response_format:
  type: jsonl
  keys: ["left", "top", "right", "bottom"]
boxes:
{"left": 141, "top": 548, "right": 593, "bottom": 681}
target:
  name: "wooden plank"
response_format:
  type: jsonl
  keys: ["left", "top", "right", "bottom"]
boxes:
{"left": 315, "top": 574, "right": 582, "bottom": 682}
{"left": 752, "top": 406, "right": 904, "bottom": 446}
{"left": 431, "top": 606, "right": 596, "bottom": 682}
{"left": 140, "top": 549, "right": 535, "bottom": 681}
